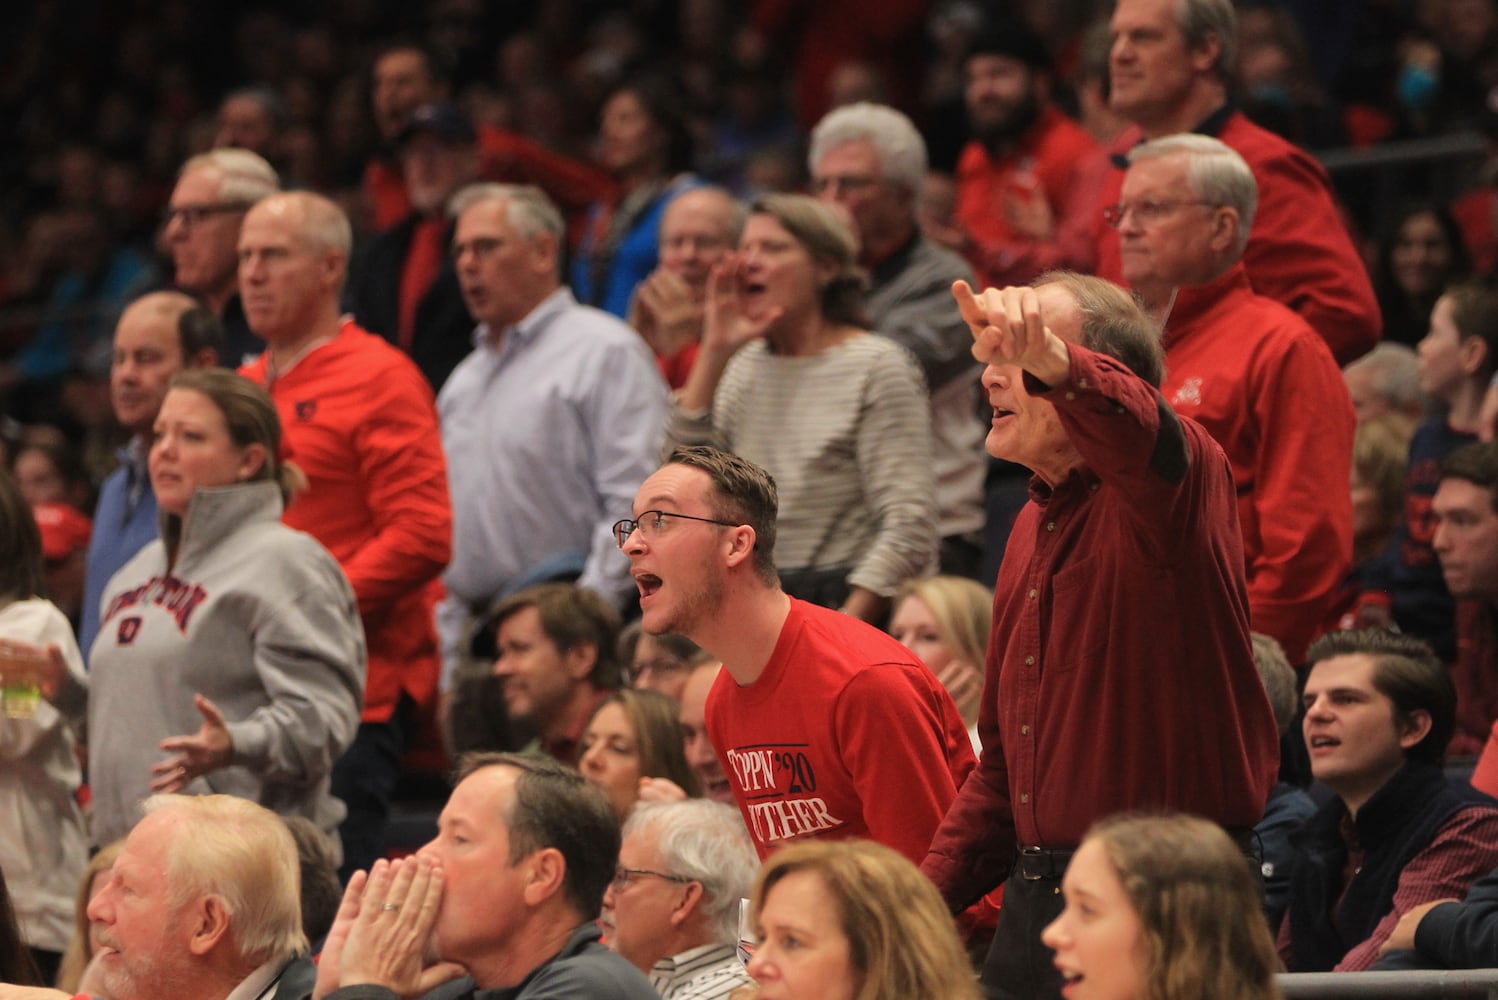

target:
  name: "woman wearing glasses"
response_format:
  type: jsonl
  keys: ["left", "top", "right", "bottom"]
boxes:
{"left": 666, "top": 194, "right": 937, "bottom": 623}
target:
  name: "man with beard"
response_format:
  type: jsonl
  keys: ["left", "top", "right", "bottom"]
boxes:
{"left": 953, "top": 19, "right": 1099, "bottom": 287}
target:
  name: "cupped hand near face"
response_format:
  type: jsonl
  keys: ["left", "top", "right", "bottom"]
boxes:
{"left": 701, "top": 254, "right": 782, "bottom": 357}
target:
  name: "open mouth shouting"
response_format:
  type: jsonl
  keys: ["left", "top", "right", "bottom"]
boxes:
{"left": 634, "top": 572, "right": 662, "bottom": 606}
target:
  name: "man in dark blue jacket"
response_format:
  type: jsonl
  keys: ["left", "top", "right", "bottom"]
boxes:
{"left": 1280, "top": 629, "right": 1498, "bottom": 970}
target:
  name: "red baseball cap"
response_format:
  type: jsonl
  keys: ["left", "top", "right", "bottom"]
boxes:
{"left": 33, "top": 503, "right": 92, "bottom": 561}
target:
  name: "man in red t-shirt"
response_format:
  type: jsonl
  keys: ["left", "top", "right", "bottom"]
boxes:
{"left": 620, "top": 446, "right": 975, "bottom": 863}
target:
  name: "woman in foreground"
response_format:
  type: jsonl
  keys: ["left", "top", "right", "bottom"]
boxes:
{"left": 740, "top": 838, "right": 980, "bottom": 1000}
{"left": 1043, "top": 813, "right": 1282, "bottom": 1000}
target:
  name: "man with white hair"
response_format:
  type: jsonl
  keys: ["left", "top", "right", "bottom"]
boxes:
{"left": 809, "top": 101, "right": 987, "bottom": 577}
{"left": 601, "top": 800, "right": 757, "bottom": 999}
{"left": 161, "top": 148, "right": 279, "bottom": 365}
{"left": 1344, "top": 343, "right": 1425, "bottom": 425}
{"left": 1114, "top": 132, "right": 1354, "bottom": 662}
{"left": 238, "top": 190, "right": 453, "bottom": 879}
{"left": 0, "top": 794, "right": 312, "bottom": 1000}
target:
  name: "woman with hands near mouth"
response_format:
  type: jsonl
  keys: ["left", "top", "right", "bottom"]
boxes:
{"left": 666, "top": 194, "right": 937, "bottom": 625}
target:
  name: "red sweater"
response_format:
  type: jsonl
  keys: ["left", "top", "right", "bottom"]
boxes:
{"left": 1092, "top": 110, "right": 1380, "bottom": 365}
{"left": 1162, "top": 265, "right": 1355, "bottom": 662}
{"left": 242, "top": 320, "right": 452, "bottom": 721}
{"left": 923, "top": 345, "right": 1279, "bottom": 911}
{"left": 954, "top": 106, "right": 1101, "bottom": 287}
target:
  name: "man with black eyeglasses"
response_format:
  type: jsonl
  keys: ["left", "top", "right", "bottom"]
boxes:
{"left": 618, "top": 445, "right": 975, "bottom": 864}
{"left": 600, "top": 799, "right": 757, "bottom": 998}
{"left": 160, "top": 148, "right": 279, "bottom": 366}
{"left": 1115, "top": 133, "right": 1354, "bottom": 664}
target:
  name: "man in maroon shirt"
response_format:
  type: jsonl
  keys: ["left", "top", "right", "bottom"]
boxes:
{"left": 921, "top": 274, "right": 1279, "bottom": 1000}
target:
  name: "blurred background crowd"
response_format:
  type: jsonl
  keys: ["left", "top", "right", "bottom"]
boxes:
{"left": 5, "top": 0, "right": 1498, "bottom": 469}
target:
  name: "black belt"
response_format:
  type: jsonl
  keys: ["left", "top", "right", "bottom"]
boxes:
{"left": 1014, "top": 845, "right": 1074, "bottom": 881}
{"left": 1013, "top": 828, "right": 1258, "bottom": 882}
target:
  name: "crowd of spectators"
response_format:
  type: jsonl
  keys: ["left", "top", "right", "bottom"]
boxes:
{"left": 12, "top": 0, "right": 1498, "bottom": 998}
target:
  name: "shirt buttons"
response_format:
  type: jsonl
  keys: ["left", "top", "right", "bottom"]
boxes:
{"left": 1028, "top": 588, "right": 1037, "bottom": 599}
{"left": 1046, "top": 521, "right": 1056, "bottom": 532}
{"left": 1065, "top": 391, "right": 1076, "bottom": 401}
{"left": 1020, "top": 793, "right": 1030, "bottom": 804}
{"left": 1024, "top": 655, "right": 1035, "bottom": 665}
{"left": 1021, "top": 724, "right": 1030, "bottom": 735}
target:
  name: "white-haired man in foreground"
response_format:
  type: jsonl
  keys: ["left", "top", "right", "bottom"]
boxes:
{"left": 0, "top": 794, "right": 312, "bottom": 1000}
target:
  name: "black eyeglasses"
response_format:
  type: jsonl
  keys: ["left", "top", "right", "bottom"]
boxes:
{"left": 1101, "top": 199, "right": 1218, "bottom": 228}
{"left": 612, "top": 510, "right": 739, "bottom": 549}
{"left": 163, "top": 202, "right": 254, "bottom": 229}
{"left": 611, "top": 866, "right": 693, "bottom": 892}
{"left": 629, "top": 656, "right": 690, "bottom": 683}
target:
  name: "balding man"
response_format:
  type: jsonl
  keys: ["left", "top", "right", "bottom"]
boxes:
{"left": 628, "top": 187, "right": 744, "bottom": 388}
{"left": 80, "top": 291, "right": 221, "bottom": 652}
{"left": 161, "top": 149, "right": 279, "bottom": 366}
{"left": 1115, "top": 133, "right": 1354, "bottom": 662}
{"left": 1094, "top": 0, "right": 1379, "bottom": 364}
{"left": 0, "top": 794, "right": 313, "bottom": 1000}
{"left": 922, "top": 274, "right": 1278, "bottom": 999}
{"left": 238, "top": 191, "right": 452, "bottom": 879}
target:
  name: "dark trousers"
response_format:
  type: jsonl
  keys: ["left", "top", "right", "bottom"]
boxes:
{"left": 332, "top": 695, "right": 415, "bottom": 882}
{"left": 980, "top": 873, "right": 1066, "bottom": 1000}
